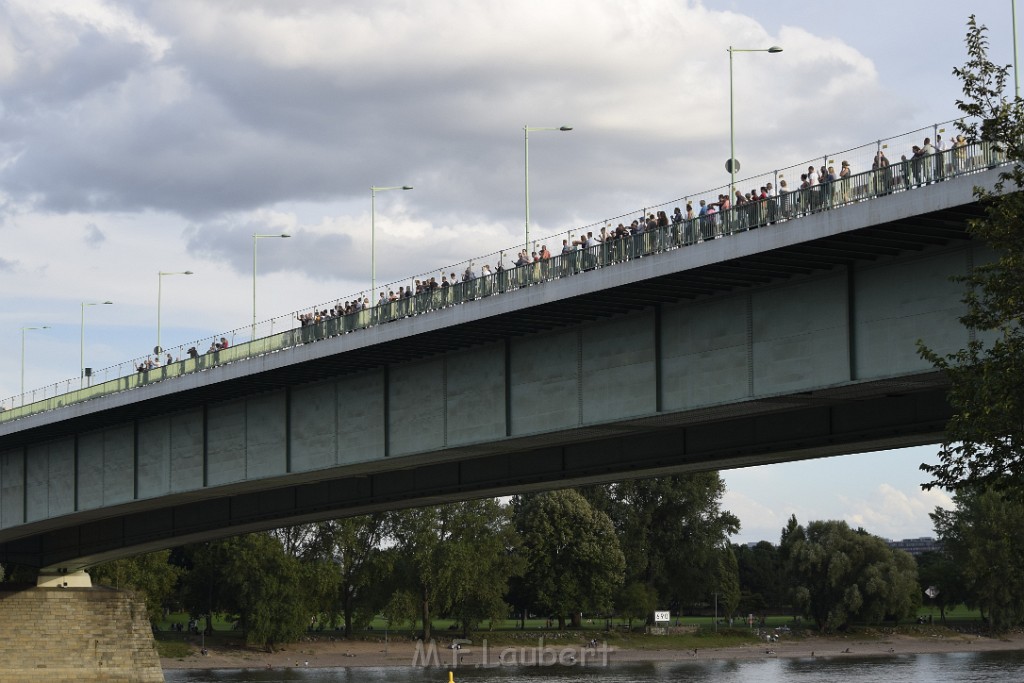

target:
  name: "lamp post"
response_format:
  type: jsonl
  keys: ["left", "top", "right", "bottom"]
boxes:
{"left": 370, "top": 185, "right": 413, "bottom": 299}
{"left": 157, "top": 270, "right": 194, "bottom": 354}
{"left": 524, "top": 125, "right": 572, "bottom": 252}
{"left": 21, "top": 325, "right": 49, "bottom": 400}
{"left": 80, "top": 301, "right": 113, "bottom": 388}
{"left": 728, "top": 46, "right": 782, "bottom": 195}
{"left": 1015, "top": 0, "right": 1020, "bottom": 99}
{"left": 252, "top": 234, "right": 291, "bottom": 340}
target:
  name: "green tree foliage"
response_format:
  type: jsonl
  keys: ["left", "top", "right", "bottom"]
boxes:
{"left": 919, "top": 15, "right": 1024, "bottom": 494}
{"left": 581, "top": 474, "right": 739, "bottom": 614}
{"left": 782, "top": 519, "right": 919, "bottom": 632}
{"left": 297, "top": 516, "right": 393, "bottom": 637}
{"left": 931, "top": 488, "right": 1024, "bottom": 629}
{"left": 515, "top": 489, "right": 625, "bottom": 628}
{"left": 387, "top": 498, "right": 520, "bottom": 639}
{"left": 710, "top": 545, "right": 741, "bottom": 618}
{"left": 179, "top": 533, "right": 311, "bottom": 649}
{"left": 616, "top": 581, "right": 658, "bottom": 628}
{"left": 734, "top": 541, "right": 787, "bottom": 614}
{"left": 89, "top": 550, "right": 181, "bottom": 623}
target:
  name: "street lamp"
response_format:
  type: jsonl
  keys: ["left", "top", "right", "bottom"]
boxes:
{"left": 21, "top": 325, "right": 49, "bottom": 399}
{"left": 252, "top": 234, "right": 291, "bottom": 340}
{"left": 370, "top": 185, "right": 413, "bottom": 299}
{"left": 728, "top": 46, "right": 782, "bottom": 195}
{"left": 80, "top": 301, "right": 113, "bottom": 388}
{"left": 524, "top": 125, "right": 572, "bottom": 252}
{"left": 1015, "top": 0, "right": 1021, "bottom": 99}
{"left": 157, "top": 270, "right": 194, "bottom": 354}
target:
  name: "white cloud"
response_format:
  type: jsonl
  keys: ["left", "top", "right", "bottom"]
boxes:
{"left": 844, "top": 483, "right": 954, "bottom": 540}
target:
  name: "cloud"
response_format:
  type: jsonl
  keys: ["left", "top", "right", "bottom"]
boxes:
{"left": 83, "top": 222, "right": 106, "bottom": 247}
{"left": 844, "top": 483, "right": 954, "bottom": 540}
{"left": 0, "top": 0, "right": 895, "bottom": 240}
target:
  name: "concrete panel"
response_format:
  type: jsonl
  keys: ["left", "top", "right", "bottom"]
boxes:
{"left": 510, "top": 328, "right": 580, "bottom": 435}
{"left": 246, "top": 392, "right": 287, "bottom": 479}
{"left": 207, "top": 400, "right": 247, "bottom": 486}
{"left": 662, "top": 295, "right": 749, "bottom": 410}
{"left": 337, "top": 370, "right": 385, "bottom": 465}
{"left": 0, "top": 449, "right": 24, "bottom": 529}
{"left": 24, "top": 444, "right": 47, "bottom": 521}
{"left": 103, "top": 426, "right": 135, "bottom": 506}
{"left": 76, "top": 432, "right": 104, "bottom": 512}
{"left": 446, "top": 344, "right": 506, "bottom": 446}
{"left": 581, "top": 311, "right": 656, "bottom": 424}
{"left": 389, "top": 358, "right": 445, "bottom": 457}
{"left": 291, "top": 380, "right": 338, "bottom": 472}
{"left": 752, "top": 275, "right": 850, "bottom": 394}
{"left": 170, "top": 411, "right": 204, "bottom": 493}
{"left": 137, "top": 417, "right": 170, "bottom": 500}
{"left": 855, "top": 249, "right": 970, "bottom": 380}
{"left": 25, "top": 440, "right": 76, "bottom": 522}
{"left": 47, "top": 441, "right": 76, "bottom": 518}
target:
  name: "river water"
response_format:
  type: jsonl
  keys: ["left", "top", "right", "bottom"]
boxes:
{"left": 166, "top": 650, "right": 1024, "bottom": 683}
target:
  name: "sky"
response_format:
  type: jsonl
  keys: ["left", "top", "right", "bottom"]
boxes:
{"left": 1, "top": 0, "right": 1014, "bottom": 545}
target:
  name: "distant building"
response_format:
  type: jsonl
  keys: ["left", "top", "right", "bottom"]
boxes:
{"left": 887, "top": 537, "right": 940, "bottom": 557}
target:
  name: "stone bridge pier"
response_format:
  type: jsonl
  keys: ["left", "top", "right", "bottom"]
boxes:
{"left": 0, "top": 575, "right": 163, "bottom": 682}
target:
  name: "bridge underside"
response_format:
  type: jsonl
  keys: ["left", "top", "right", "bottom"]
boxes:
{"left": 1, "top": 373, "right": 947, "bottom": 570}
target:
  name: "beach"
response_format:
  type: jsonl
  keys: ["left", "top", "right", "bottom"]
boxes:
{"left": 160, "top": 630, "right": 1024, "bottom": 671}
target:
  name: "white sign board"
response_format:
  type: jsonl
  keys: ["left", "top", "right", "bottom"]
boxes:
{"left": 654, "top": 611, "right": 670, "bottom": 623}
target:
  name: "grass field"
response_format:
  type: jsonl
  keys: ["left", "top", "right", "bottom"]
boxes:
{"left": 153, "top": 604, "right": 986, "bottom": 654}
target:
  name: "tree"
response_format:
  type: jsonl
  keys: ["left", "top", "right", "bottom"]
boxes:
{"left": 616, "top": 582, "right": 658, "bottom": 629}
{"left": 437, "top": 499, "right": 522, "bottom": 635}
{"left": 931, "top": 487, "right": 1024, "bottom": 629}
{"left": 581, "top": 474, "right": 739, "bottom": 614}
{"left": 918, "top": 15, "right": 1024, "bottom": 494}
{"left": 179, "top": 533, "right": 311, "bottom": 649}
{"left": 515, "top": 489, "right": 625, "bottom": 628}
{"left": 709, "top": 544, "right": 741, "bottom": 619}
{"left": 734, "top": 541, "right": 787, "bottom": 614}
{"left": 89, "top": 550, "right": 181, "bottom": 623}
{"left": 783, "top": 519, "right": 919, "bottom": 632}
{"left": 298, "top": 516, "right": 393, "bottom": 637}
{"left": 387, "top": 498, "right": 520, "bottom": 640}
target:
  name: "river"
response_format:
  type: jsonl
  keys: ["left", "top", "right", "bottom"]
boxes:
{"left": 166, "top": 650, "right": 1024, "bottom": 682}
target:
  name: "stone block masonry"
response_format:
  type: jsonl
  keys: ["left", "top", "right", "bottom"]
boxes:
{"left": 0, "top": 585, "right": 163, "bottom": 682}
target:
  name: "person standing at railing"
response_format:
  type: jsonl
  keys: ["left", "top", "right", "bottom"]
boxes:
{"left": 717, "top": 194, "right": 731, "bottom": 236}
{"left": 539, "top": 244, "right": 551, "bottom": 280}
{"left": 480, "top": 264, "right": 493, "bottom": 295}
{"left": 778, "top": 179, "right": 791, "bottom": 220}
{"left": 558, "top": 240, "right": 573, "bottom": 277}
{"left": 920, "top": 137, "right": 937, "bottom": 183}
{"left": 839, "top": 161, "right": 852, "bottom": 204}
{"left": 872, "top": 151, "right": 890, "bottom": 195}
{"left": 671, "top": 208, "right": 683, "bottom": 246}
{"left": 953, "top": 135, "right": 968, "bottom": 172}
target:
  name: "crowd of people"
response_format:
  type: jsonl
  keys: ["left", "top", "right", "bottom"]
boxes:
{"left": 288, "top": 134, "right": 987, "bottom": 336}
{"left": 134, "top": 338, "right": 231, "bottom": 372}
{"left": 4, "top": 130, "right": 998, "bottom": 412}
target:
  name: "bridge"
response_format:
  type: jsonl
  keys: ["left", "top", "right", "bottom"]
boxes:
{"left": 0, "top": 144, "right": 1003, "bottom": 574}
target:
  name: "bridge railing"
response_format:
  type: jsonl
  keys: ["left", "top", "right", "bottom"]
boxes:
{"left": 0, "top": 124, "right": 1008, "bottom": 425}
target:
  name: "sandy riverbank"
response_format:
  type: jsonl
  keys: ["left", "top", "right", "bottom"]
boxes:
{"left": 160, "top": 630, "right": 1024, "bottom": 671}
